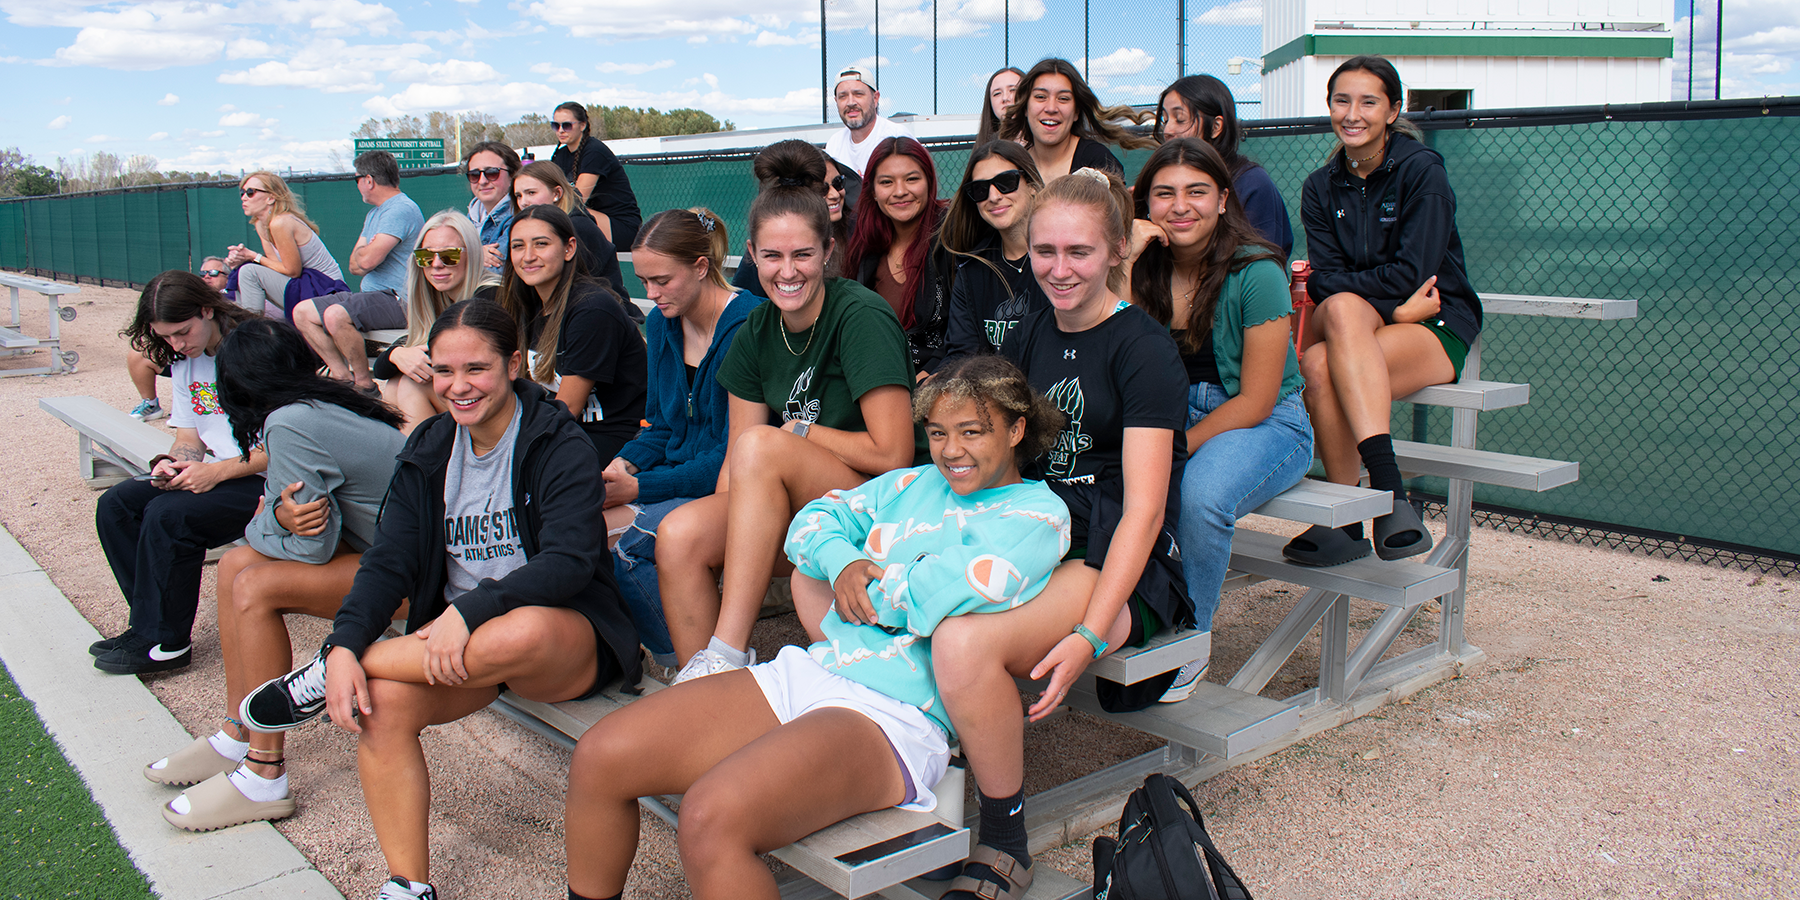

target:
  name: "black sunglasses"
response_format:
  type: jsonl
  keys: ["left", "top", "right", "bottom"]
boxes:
{"left": 466, "top": 167, "right": 506, "bottom": 183}
{"left": 962, "top": 169, "right": 1023, "bottom": 204}
{"left": 199, "top": 268, "right": 227, "bottom": 277}
{"left": 240, "top": 187, "right": 267, "bottom": 198}
{"left": 552, "top": 121, "right": 578, "bottom": 131}
{"left": 829, "top": 174, "right": 846, "bottom": 191}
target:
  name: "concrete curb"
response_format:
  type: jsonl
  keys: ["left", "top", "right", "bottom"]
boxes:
{"left": 0, "top": 524, "right": 345, "bottom": 900}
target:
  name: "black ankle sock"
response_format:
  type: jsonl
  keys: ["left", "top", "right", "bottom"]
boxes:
{"left": 1358, "top": 434, "right": 1405, "bottom": 496}
{"left": 1342, "top": 521, "right": 1364, "bottom": 541}
{"left": 568, "top": 889, "right": 620, "bottom": 900}
{"left": 976, "top": 788, "right": 1032, "bottom": 869}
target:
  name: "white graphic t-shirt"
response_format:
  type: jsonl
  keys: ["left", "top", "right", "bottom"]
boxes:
{"left": 442, "top": 401, "right": 527, "bottom": 605}
{"left": 168, "top": 352, "right": 242, "bottom": 458}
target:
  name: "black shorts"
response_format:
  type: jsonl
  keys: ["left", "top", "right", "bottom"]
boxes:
{"left": 1047, "top": 477, "right": 1192, "bottom": 635}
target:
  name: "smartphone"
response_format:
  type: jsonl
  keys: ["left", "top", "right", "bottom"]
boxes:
{"left": 133, "top": 472, "right": 172, "bottom": 482}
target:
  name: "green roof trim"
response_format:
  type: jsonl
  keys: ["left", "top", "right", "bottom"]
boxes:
{"left": 1262, "top": 33, "right": 1676, "bottom": 73}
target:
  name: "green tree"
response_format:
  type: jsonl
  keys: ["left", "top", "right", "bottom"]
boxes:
{"left": 0, "top": 147, "right": 62, "bottom": 196}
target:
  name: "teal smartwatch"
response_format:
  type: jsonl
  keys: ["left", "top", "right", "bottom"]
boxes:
{"left": 1072, "top": 624, "right": 1108, "bottom": 659}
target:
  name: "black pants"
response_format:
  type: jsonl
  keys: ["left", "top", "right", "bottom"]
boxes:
{"left": 95, "top": 475, "right": 263, "bottom": 647}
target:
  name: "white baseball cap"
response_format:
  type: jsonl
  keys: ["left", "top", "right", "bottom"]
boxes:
{"left": 836, "top": 66, "right": 874, "bottom": 90}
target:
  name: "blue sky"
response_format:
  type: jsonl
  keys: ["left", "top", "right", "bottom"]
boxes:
{"left": 2, "top": 0, "right": 1795, "bottom": 175}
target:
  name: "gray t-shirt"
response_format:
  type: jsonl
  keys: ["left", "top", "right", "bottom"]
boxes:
{"left": 442, "top": 401, "right": 526, "bottom": 605}
{"left": 360, "top": 192, "right": 424, "bottom": 295}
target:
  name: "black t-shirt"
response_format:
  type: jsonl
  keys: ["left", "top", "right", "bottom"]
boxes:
{"left": 1071, "top": 137, "right": 1125, "bottom": 177}
{"left": 945, "top": 244, "right": 1050, "bottom": 359}
{"left": 568, "top": 210, "right": 632, "bottom": 315}
{"left": 1000, "top": 304, "right": 1186, "bottom": 513}
{"left": 552, "top": 138, "right": 643, "bottom": 250}
{"left": 1172, "top": 328, "right": 1222, "bottom": 386}
{"left": 527, "top": 281, "right": 648, "bottom": 442}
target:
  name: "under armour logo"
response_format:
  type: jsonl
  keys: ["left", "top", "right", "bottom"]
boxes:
{"left": 1063, "top": 349, "right": 1077, "bottom": 359}
{"left": 1335, "top": 209, "right": 1346, "bottom": 218}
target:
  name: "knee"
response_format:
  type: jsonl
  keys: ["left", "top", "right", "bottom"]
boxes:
{"left": 322, "top": 304, "right": 354, "bottom": 332}
{"left": 466, "top": 614, "right": 541, "bottom": 668}
{"left": 1316, "top": 293, "right": 1373, "bottom": 336}
{"left": 676, "top": 779, "right": 755, "bottom": 863}
{"left": 655, "top": 506, "right": 707, "bottom": 566}
{"left": 1299, "top": 346, "right": 1331, "bottom": 390}
{"left": 227, "top": 562, "right": 284, "bottom": 615}
{"left": 293, "top": 299, "right": 320, "bottom": 325}
{"left": 930, "top": 616, "right": 998, "bottom": 691}
{"left": 569, "top": 724, "right": 634, "bottom": 800}
{"left": 356, "top": 683, "right": 424, "bottom": 748}
{"left": 729, "top": 426, "right": 785, "bottom": 472}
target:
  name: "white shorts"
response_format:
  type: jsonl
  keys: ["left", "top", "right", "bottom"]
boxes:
{"left": 749, "top": 646, "right": 951, "bottom": 813}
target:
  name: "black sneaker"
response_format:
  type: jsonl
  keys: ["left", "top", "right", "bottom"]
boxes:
{"left": 89, "top": 630, "right": 136, "bottom": 657}
{"left": 240, "top": 651, "right": 330, "bottom": 733}
{"left": 93, "top": 634, "right": 191, "bottom": 675}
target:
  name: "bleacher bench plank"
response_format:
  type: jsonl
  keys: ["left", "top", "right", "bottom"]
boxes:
{"left": 1393, "top": 440, "right": 1579, "bottom": 492}
{"left": 1065, "top": 677, "right": 1300, "bottom": 761}
{"left": 0, "top": 327, "right": 38, "bottom": 349}
{"left": 39, "top": 395, "right": 172, "bottom": 486}
{"left": 1089, "top": 629, "right": 1210, "bottom": 686}
{"left": 1229, "top": 529, "right": 1461, "bottom": 608}
{"left": 1252, "top": 479, "right": 1390, "bottom": 528}
{"left": 1482, "top": 294, "right": 1638, "bottom": 320}
{"left": 1397, "top": 379, "right": 1529, "bottom": 411}
{"left": 498, "top": 684, "right": 970, "bottom": 899}
{"left": 0, "top": 273, "right": 82, "bottom": 295}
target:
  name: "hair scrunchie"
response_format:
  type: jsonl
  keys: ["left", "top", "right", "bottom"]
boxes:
{"left": 695, "top": 210, "right": 715, "bottom": 232}
{"left": 777, "top": 176, "right": 812, "bottom": 187}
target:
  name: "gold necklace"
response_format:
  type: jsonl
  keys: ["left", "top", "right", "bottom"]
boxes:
{"left": 1346, "top": 135, "right": 1388, "bottom": 170}
{"left": 780, "top": 316, "right": 816, "bottom": 356}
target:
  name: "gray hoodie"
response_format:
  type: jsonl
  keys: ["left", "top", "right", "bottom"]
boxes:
{"left": 244, "top": 401, "right": 405, "bottom": 564}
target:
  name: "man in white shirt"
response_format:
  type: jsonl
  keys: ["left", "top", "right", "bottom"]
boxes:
{"left": 823, "top": 66, "right": 913, "bottom": 180}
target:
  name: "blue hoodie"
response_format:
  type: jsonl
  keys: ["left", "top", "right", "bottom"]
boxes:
{"left": 615, "top": 291, "right": 758, "bottom": 502}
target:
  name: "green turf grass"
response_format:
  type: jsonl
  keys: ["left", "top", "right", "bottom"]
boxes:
{"left": 0, "top": 660, "right": 154, "bottom": 899}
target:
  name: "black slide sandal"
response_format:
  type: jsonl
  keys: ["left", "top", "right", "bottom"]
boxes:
{"left": 1282, "top": 524, "right": 1372, "bottom": 567}
{"left": 1374, "top": 496, "right": 1433, "bottom": 561}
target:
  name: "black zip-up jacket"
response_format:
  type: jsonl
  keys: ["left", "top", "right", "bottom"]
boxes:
{"left": 1300, "top": 131, "right": 1482, "bottom": 347}
{"left": 326, "top": 378, "right": 640, "bottom": 689}
{"left": 855, "top": 240, "right": 955, "bottom": 374}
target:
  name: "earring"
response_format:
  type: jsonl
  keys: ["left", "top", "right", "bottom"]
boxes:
{"left": 1218, "top": 206, "right": 1226, "bottom": 215}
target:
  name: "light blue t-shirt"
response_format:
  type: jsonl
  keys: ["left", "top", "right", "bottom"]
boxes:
{"left": 360, "top": 192, "right": 424, "bottom": 295}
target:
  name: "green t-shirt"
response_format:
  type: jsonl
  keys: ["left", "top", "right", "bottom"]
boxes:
{"left": 716, "top": 277, "right": 914, "bottom": 438}
{"left": 1208, "top": 256, "right": 1304, "bottom": 400}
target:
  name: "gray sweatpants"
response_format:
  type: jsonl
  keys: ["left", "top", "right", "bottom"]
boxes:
{"left": 234, "top": 263, "right": 290, "bottom": 318}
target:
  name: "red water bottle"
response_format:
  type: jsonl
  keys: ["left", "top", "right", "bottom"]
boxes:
{"left": 1289, "top": 259, "right": 1312, "bottom": 358}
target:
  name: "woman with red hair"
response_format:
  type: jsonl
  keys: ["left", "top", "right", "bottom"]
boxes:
{"left": 844, "top": 136, "right": 955, "bottom": 375}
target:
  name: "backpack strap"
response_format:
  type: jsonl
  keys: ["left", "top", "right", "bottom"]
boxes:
{"left": 1157, "top": 775, "right": 1255, "bottom": 900}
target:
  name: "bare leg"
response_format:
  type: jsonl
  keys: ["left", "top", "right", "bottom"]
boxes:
{"left": 1305, "top": 293, "right": 1456, "bottom": 485}
{"left": 712, "top": 426, "right": 864, "bottom": 652}
{"left": 322, "top": 303, "right": 374, "bottom": 389}
{"left": 382, "top": 376, "right": 445, "bottom": 434}
{"left": 127, "top": 347, "right": 159, "bottom": 401}
{"left": 218, "top": 546, "right": 366, "bottom": 771}
{"left": 790, "top": 572, "right": 833, "bottom": 644}
{"left": 603, "top": 504, "right": 635, "bottom": 550}
{"left": 356, "top": 605, "right": 598, "bottom": 884}
{"left": 291, "top": 299, "right": 349, "bottom": 381}
{"left": 657, "top": 493, "right": 729, "bottom": 663}
{"left": 931, "top": 561, "right": 1125, "bottom": 797}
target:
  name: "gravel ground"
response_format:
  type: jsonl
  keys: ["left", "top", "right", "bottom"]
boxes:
{"left": 3, "top": 279, "right": 1795, "bottom": 900}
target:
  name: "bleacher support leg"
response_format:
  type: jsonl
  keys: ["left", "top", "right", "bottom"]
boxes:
{"left": 1225, "top": 585, "right": 1340, "bottom": 697}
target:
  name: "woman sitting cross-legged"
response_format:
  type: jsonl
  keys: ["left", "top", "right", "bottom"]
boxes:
{"left": 148, "top": 318, "right": 407, "bottom": 832}
{"left": 239, "top": 298, "right": 641, "bottom": 900}
{"left": 655, "top": 140, "right": 916, "bottom": 682}
{"left": 564, "top": 354, "right": 1069, "bottom": 900}
{"left": 601, "top": 207, "right": 757, "bottom": 667}
{"left": 374, "top": 210, "right": 499, "bottom": 432}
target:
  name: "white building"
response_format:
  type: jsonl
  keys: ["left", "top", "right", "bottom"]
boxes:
{"left": 1260, "top": 0, "right": 1675, "bottom": 118}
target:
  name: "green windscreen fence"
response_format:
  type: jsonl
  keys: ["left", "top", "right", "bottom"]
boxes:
{"left": 3, "top": 110, "right": 1797, "bottom": 557}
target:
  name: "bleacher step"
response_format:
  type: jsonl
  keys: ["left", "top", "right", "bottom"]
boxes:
{"left": 0, "top": 327, "right": 38, "bottom": 349}
{"left": 878, "top": 864, "right": 1089, "bottom": 899}
{"left": 1397, "top": 378, "right": 1529, "bottom": 411}
{"left": 1253, "top": 479, "right": 1391, "bottom": 528}
{"left": 1394, "top": 440, "right": 1579, "bottom": 492}
{"left": 1228, "top": 529, "right": 1460, "bottom": 608}
{"left": 1089, "top": 629, "right": 1209, "bottom": 686}
{"left": 1064, "top": 678, "right": 1299, "bottom": 761}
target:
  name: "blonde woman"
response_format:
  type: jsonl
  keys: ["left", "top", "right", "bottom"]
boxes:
{"left": 373, "top": 210, "right": 499, "bottom": 431}
{"left": 225, "top": 172, "right": 344, "bottom": 318}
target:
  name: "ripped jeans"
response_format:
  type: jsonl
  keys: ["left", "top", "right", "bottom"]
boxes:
{"left": 611, "top": 496, "right": 694, "bottom": 667}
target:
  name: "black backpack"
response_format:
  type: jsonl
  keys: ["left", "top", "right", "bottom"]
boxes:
{"left": 1092, "top": 774, "right": 1252, "bottom": 900}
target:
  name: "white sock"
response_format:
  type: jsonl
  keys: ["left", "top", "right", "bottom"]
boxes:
{"left": 207, "top": 729, "right": 250, "bottom": 761}
{"left": 227, "top": 764, "right": 289, "bottom": 803}
{"left": 706, "top": 635, "right": 749, "bottom": 667}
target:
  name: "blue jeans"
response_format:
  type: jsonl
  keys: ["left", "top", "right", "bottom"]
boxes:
{"left": 611, "top": 496, "right": 693, "bottom": 666}
{"left": 1179, "top": 385, "right": 1314, "bottom": 632}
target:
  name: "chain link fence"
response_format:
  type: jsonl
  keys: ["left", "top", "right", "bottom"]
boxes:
{"left": 3, "top": 101, "right": 1795, "bottom": 560}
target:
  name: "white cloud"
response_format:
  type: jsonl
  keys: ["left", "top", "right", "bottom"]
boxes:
{"left": 389, "top": 58, "right": 499, "bottom": 84}
{"left": 218, "top": 39, "right": 461, "bottom": 93}
{"left": 53, "top": 29, "right": 227, "bottom": 70}
{"left": 220, "top": 110, "right": 278, "bottom": 127}
{"left": 226, "top": 38, "right": 274, "bottom": 59}
{"left": 1196, "top": 0, "right": 1260, "bottom": 27}
{"left": 157, "top": 92, "right": 180, "bottom": 105}
{"left": 596, "top": 59, "right": 675, "bottom": 75}
{"left": 48, "top": 114, "right": 71, "bottom": 129}
{"left": 531, "top": 62, "right": 580, "bottom": 83}
{"left": 148, "top": 131, "right": 170, "bottom": 140}
{"left": 259, "top": 0, "right": 401, "bottom": 36}
{"left": 750, "top": 29, "right": 816, "bottom": 47}
{"left": 85, "top": 134, "right": 115, "bottom": 142}
{"left": 362, "top": 80, "right": 565, "bottom": 117}
{"left": 1081, "top": 48, "right": 1155, "bottom": 77}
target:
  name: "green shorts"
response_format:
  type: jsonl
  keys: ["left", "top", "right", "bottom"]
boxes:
{"left": 1418, "top": 320, "right": 1470, "bottom": 382}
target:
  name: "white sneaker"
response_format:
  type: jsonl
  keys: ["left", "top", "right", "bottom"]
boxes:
{"left": 376, "top": 876, "right": 436, "bottom": 899}
{"left": 1157, "top": 658, "right": 1210, "bottom": 704}
{"left": 672, "top": 646, "right": 753, "bottom": 685}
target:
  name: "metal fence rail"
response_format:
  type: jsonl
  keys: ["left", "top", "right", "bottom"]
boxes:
{"left": 3, "top": 99, "right": 1796, "bottom": 559}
